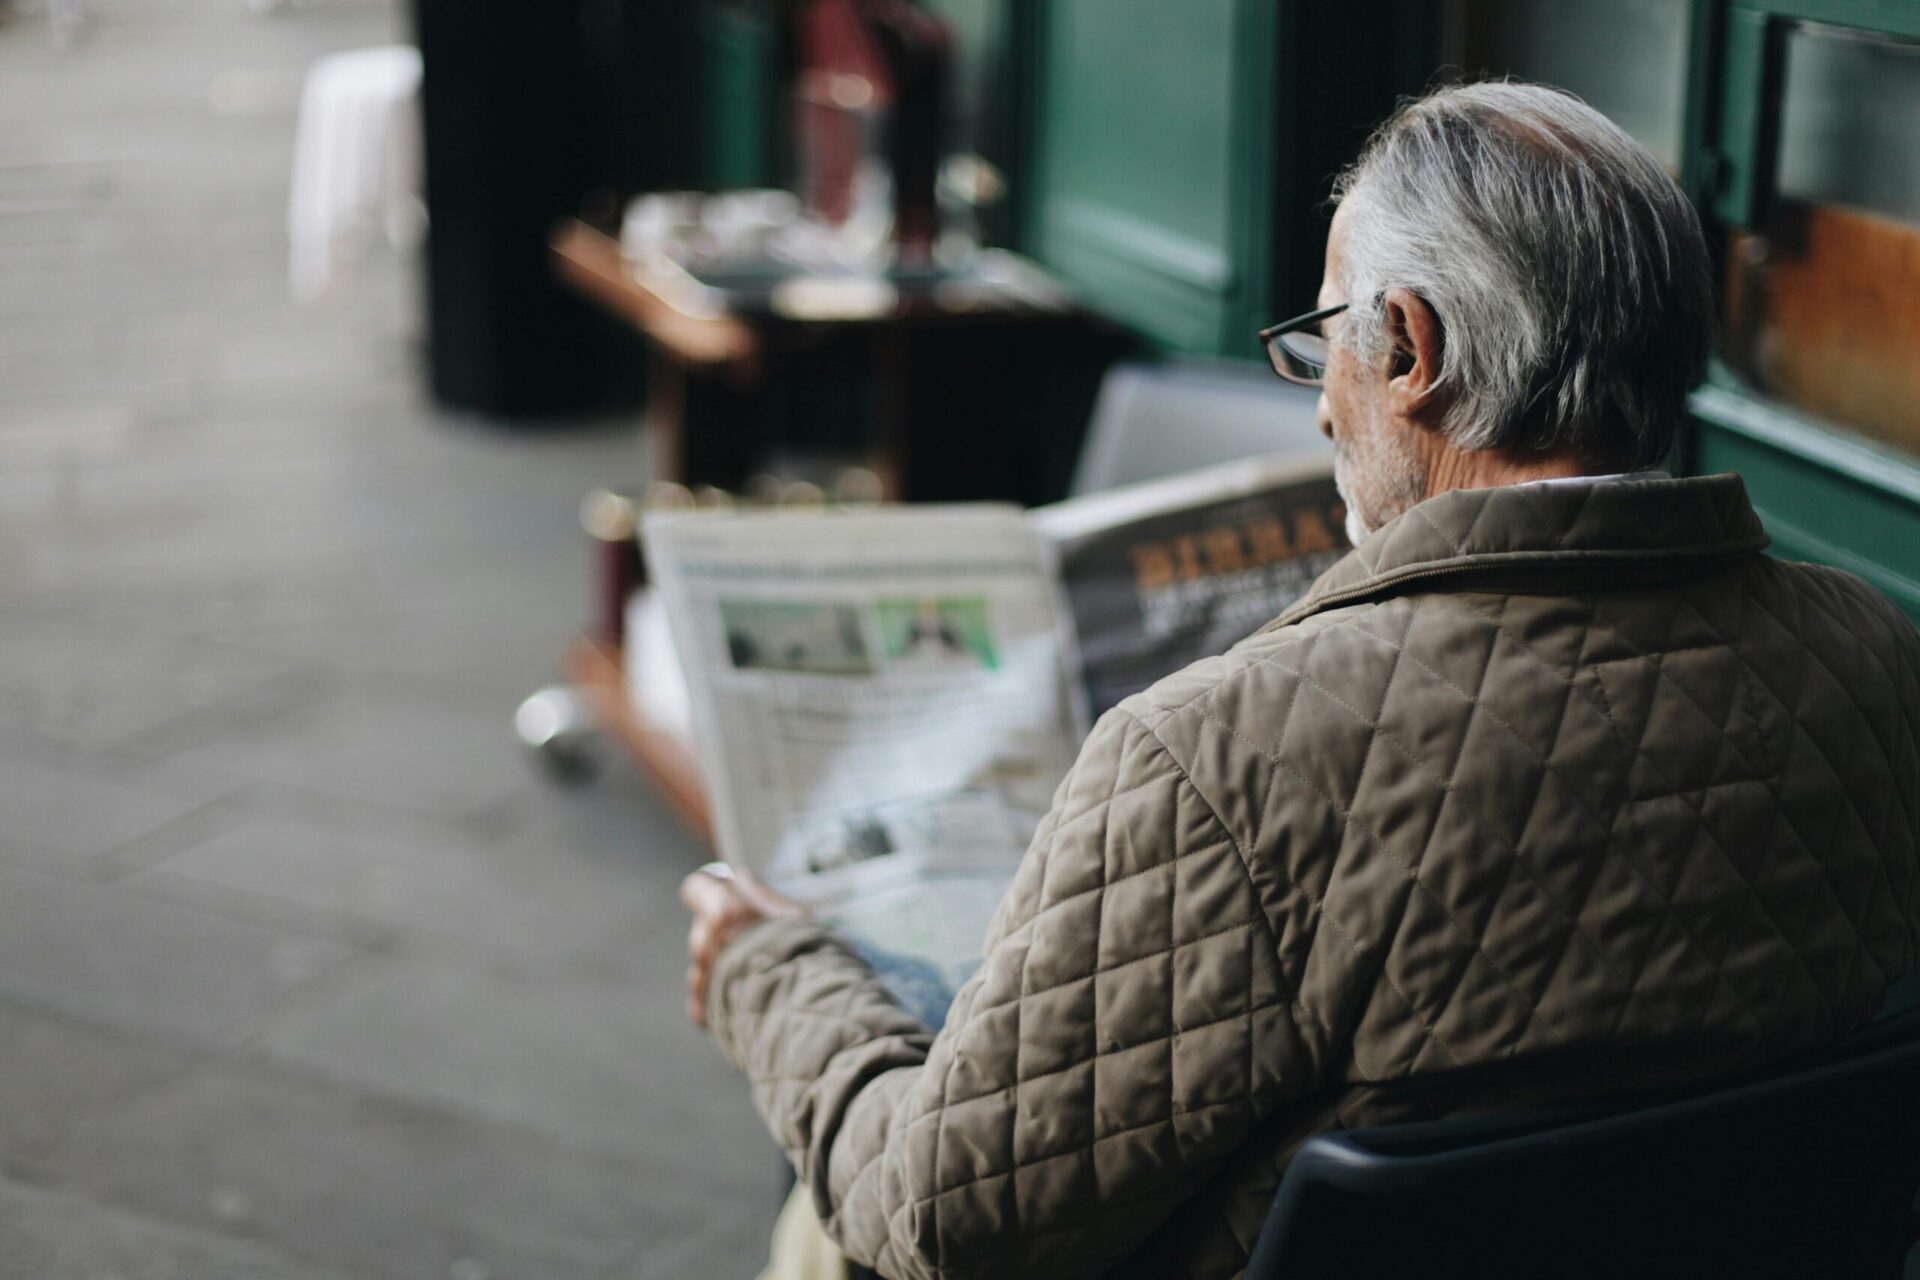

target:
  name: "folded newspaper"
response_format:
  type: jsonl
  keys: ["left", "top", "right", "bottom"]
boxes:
{"left": 642, "top": 453, "right": 1346, "bottom": 986}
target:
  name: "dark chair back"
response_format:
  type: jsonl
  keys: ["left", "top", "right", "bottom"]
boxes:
{"left": 1247, "top": 1009, "right": 1920, "bottom": 1280}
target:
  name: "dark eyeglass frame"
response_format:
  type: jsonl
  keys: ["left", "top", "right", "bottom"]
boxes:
{"left": 1258, "top": 302, "right": 1348, "bottom": 387}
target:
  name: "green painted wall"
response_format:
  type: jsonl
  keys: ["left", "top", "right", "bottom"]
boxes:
{"left": 1024, "top": 0, "right": 1275, "bottom": 355}
{"left": 703, "top": 3, "right": 778, "bottom": 189}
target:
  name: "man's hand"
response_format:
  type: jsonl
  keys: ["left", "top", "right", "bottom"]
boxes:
{"left": 680, "top": 864, "right": 806, "bottom": 1027}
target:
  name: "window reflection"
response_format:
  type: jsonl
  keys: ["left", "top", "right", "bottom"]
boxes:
{"left": 1446, "top": 0, "right": 1688, "bottom": 168}
{"left": 1777, "top": 23, "right": 1920, "bottom": 224}
{"left": 1725, "top": 24, "right": 1920, "bottom": 456}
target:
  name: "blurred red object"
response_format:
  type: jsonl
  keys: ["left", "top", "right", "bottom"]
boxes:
{"left": 793, "top": 0, "right": 950, "bottom": 264}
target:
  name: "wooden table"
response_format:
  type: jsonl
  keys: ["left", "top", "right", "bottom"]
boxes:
{"left": 550, "top": 218, "right": 1128, "bottom": 505}
{"left": 552, "top": 220, "right": 757, "bottom": 370}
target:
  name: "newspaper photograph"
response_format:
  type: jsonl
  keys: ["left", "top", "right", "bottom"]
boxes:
{"left": 643, "top": 506, "right": 1082, "bottom": 985}
{"left": 1032, "top": 453, "right": 1348, "bottom": 720}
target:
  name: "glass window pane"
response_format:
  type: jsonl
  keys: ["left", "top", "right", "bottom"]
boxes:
{"left": 1723, "top": 23, "right": 1920, "bottom": 458}
{"left": 1449, "top": 0, "right": 1688, "bottom": 168}
{"left": 1777, "top": 23, "right": 1920, "bottom": 224}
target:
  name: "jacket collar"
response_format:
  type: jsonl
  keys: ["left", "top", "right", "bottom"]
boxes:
{"left": 1268, "top": 472, "right": 1771, "bottom": 630}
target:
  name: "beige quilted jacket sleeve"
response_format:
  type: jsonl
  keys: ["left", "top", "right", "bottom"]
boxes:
{"left": 706, "top": 707, "right": 1320, "bottom": 1279}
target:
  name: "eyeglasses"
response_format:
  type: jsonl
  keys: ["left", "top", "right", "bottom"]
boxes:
{"left": 1258, "top": 302, "right": 1347, "bottom": 387}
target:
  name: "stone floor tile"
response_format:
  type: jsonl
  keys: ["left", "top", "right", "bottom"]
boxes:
{"left": 0, "top": 1003, "right": 768, "bottom": 1280}
{"left": 0, "top": 617, "right": 311, "bottom": 757}
{"left": 133, "top": 812, "right": 650, "bottom": 966}
{"left": 0, "top": 999, "right": 196, "bottom": 1163}
{"left": 0, "top": 866, "right": 360, "bottom": 1048}
{"left": 0, "top": 0, "right": 793, "bottom": 1271}
{"left": 165, "top": 688, "right": 537, "bottom": 823}
{"left": 0, "top": 1176, "right": 353, "bottom": 1280}
{"left": 0, "top": 754, "right": 224, "bottom": 866}
{"left": 249, "top": 949, "right": 769, "bottom": 1166}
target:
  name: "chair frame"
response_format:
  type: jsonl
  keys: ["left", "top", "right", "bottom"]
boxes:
{"left": 1248, "top": 1007, "right": 1920, "bottom": 1279}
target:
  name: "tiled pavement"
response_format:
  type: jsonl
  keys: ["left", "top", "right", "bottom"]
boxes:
{"left": 0, "top": 0, "right": 784, "bottom": 1275}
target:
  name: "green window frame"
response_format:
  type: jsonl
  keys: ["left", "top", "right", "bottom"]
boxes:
{"left": 1682, "top": 0, "right": 1920, "bottom": 618}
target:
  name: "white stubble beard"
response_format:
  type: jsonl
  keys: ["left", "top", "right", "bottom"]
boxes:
{"left": 1336, "top": 465, "right": 1375, "bottom": 547}
{"left": 1332, "top": 427, "right": 1428, "bottom": 550}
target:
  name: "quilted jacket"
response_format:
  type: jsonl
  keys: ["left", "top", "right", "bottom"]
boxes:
{"left": 707, "top": 473, "right": 1920, "bottom": 1280}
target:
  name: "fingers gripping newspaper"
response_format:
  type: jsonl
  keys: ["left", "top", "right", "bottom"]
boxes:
{"left": 643, "top": 455, "right": 1346, "bottom": 993}
{"left": 645, "top": 507, "right": 1083, "bottom": 989}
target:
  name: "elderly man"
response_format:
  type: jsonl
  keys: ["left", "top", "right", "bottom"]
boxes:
{"left": 680, "top": 82, "right": 1920, "bottom": 1280}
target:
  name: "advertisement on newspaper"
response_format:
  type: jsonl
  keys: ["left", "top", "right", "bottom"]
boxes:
{"left": 643, "top": 507, "right": 1082, "bottom": 985}
{"left": 1031, "top": 453, "right": 1348, "bottom": 719}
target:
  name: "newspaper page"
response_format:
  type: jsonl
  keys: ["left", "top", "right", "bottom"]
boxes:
{"left": 643, "top": 506, "right": 1082, "bottom": 985}
{"left": 1031, "top": 452, "right": 1349, "bottom": 724}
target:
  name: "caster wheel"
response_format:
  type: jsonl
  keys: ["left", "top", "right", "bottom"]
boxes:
{"left": 514, "top": 685, "right": 603, "bottom": 785}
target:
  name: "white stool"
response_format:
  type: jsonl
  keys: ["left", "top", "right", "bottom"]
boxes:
{"left": 287, "top": 45, "right": 424, "bottom": 302}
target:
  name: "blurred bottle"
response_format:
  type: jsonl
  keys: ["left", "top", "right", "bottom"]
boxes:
{"left": 791, "top": 0, "right": 950, "bottom": 270}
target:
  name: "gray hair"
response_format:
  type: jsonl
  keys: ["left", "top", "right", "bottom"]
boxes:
{"left": 1332, "top": 81, "right": 1713, "bottom": 469}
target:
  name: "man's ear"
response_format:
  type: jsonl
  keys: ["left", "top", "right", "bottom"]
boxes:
{"left": 1381, "top": 287, "right": 1446, "bottom": 423}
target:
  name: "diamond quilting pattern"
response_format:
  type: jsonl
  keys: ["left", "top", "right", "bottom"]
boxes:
{"left": 707, "top": 475, "right": 1920, "bottom": 1280}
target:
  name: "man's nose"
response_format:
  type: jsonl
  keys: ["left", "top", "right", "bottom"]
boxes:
{"left": 1317, "top": 392, "right": 1333, "bottom": 440}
